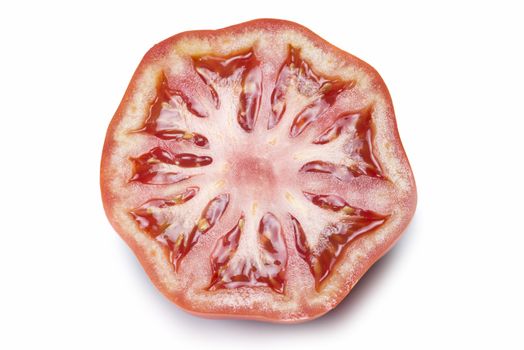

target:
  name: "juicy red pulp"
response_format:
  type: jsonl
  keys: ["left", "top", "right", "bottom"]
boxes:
{"left": 128, "top": 46, "right": 390, "bottom": 293}
{"left": 194, "top": 50, "right": 262, "bottom": 132}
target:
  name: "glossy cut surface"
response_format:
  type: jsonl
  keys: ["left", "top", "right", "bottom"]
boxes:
{"left": 101, "top": 19, "right": 416, "bottom": 323}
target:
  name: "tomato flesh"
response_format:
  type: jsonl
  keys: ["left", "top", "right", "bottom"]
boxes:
{"left": 101, "top": 19, "right": 416, "bottom": 323}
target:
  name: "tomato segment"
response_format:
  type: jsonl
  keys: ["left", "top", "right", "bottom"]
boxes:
{"left": 129, "top": 147, "right": 211, "bottom": 185}
{"left": 193, "top": 51, "right": 262, "bottom": 132}
{"left": 270, "top": 46, "right": 354, "bottom": 133}
{"left": 292, "top": 191, "right": 388, "bottom": 288}
{"left": 300, "top": 107, "right": 384, "bottom": 180}
{"left": 170, "top": 193, "right": 230, "bottom": 269}
{"left": 130, "top": 187, "right": 199, "bottom": 237}
{"left": 133, "top": 75, "right": 209, "bottom": 148}
{"left": 101, "top": 19, "right": 416, "bottom": 323}
{"left": 291, "top": 204, "right": 387, "bottom": 289}
{"left": 208, "top": 212, "right": 287, "bottom": 293}
{"left": 208, "top": 216, "right": 244, "bottom": 289}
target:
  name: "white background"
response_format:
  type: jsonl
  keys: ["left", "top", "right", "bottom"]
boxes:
{"left": 1, "top": 1, "right": 523, "bottom": 349}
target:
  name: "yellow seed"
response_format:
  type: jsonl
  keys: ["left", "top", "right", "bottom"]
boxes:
{"left": 320, "top": 82, "right": 332, "bottom": 94}
{"left": 214, "top": 179, "right": 225, "bottom": 189}
{"left": 313, "top": 259, "right": 323, "bottom": 278}
{"left": 174, "top": 233, "right": 184, "bottom": 248}
{"left": 198, "top": 218, "right": 211, "bottom": 231}
{"left": 299, "top": 66, "right": 305, "bottom": 76}
{"left": 238, "top": 218, "right": 245, "bottom": 231}
{"left": 172, "top": 195, "right": 183, "bottom": 204}
{"left": 147, "top": 158, "right": 160, "bottom": 164}
{"left": 182, "top": 132, "right": 193, "bottom": 140}
{"left": 342, "top": 206, "right": 355, "bottom": 215}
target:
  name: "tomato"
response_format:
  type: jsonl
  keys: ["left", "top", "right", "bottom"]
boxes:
{"left": 100, "top": 19, "right": 416, "bottom": 323}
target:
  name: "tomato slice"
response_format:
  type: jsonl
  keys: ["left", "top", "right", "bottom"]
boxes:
{"left": 100, "top": 19, "right": 416, "bottom": 323}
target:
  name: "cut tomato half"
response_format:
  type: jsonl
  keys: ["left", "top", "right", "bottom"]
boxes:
{"left": 100, "top": 19, "right": 416, "bottom": 323}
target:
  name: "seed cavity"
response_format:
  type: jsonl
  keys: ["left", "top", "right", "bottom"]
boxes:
{"left": 132, "top": 73, "right": 209, "bottom": 147}
{"left": 129, "top": 187, "right": 199, "bottom": 237}
{"left": 129, "top": 147, "right": 212, "bottom": 185}
{"left": 310, "top": 107, "right": 385, "bottom": 179}
{"left": 193, "top": 50, "right": 262, "bottom": 132}
{"left": 269, "top": 46, "right": 354, "bottom": 133}
{"left": 208, "top": 212, "right": 287, "bottom": 293}
{"left": 290, "top": 201, "right": 388, "bottom": 290}
{"left": 170, "top": 193, "right": 230, "bottom": 269}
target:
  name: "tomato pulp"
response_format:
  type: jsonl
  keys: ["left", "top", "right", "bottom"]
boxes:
{"left": 101, "top": 19, "right": 416, "bottom": 323}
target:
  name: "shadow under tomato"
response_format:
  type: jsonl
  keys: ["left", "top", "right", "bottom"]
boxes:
{"left": 118, "top": 215, "right": 418, "bottom": 335}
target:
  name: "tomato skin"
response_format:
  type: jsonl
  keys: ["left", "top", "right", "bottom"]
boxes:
{"left": 101, "top": 18, "right": 416, "bottom": 323}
